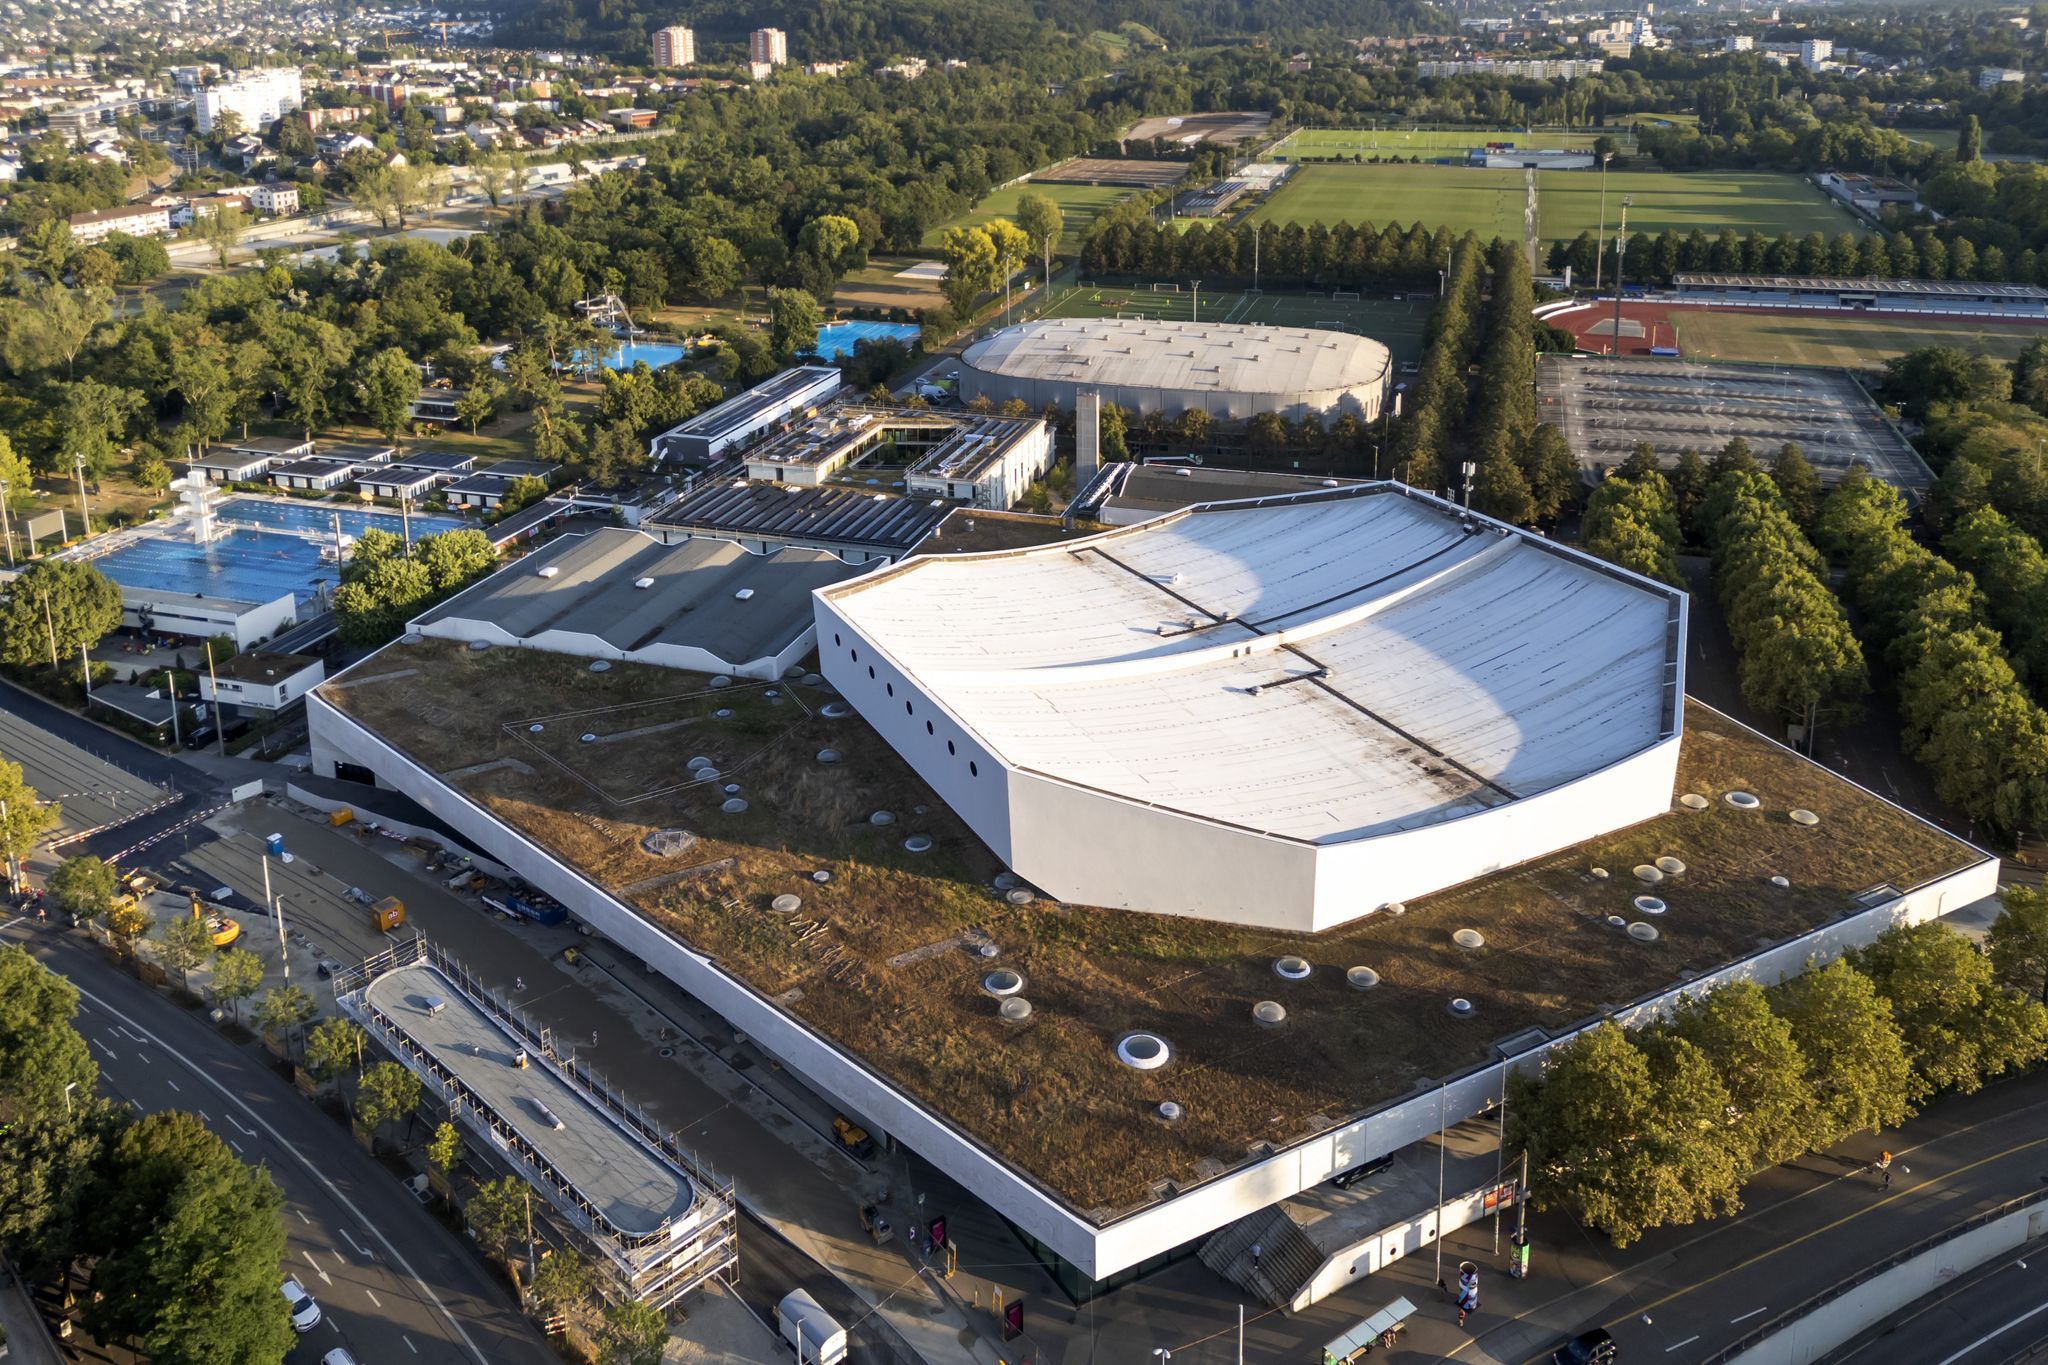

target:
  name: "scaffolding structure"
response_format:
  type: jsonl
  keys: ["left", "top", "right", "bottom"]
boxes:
{"left": 334, "top": 935, "right": 737, "bottom": 1311}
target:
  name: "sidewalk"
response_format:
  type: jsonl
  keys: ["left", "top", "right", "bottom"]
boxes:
{"left": 0, "top": 1267, "right": 63, "bottom": 1365}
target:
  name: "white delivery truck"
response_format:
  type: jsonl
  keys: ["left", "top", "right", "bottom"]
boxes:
{"left": 775, "top": 1288, "right": 848, "bottom": 1365}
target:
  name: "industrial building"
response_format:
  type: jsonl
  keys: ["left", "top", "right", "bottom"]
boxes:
{"left": 1072, "top": 463, "right": 1359, "bottom": 525}
{"left": 412, "top": 527, "right": 863, "bottom": 679}
{"left": 648, "top": 481, "right": 951, "bottom": 562}
{"left": 1670, "top": 273, "right": 2048, "bottom": 317}
{"left": 740, "top": 405, "right": 1054, "bottom": 510}
{"left": 650, "top": 367, "right": 842, "bottom": 465}
{"left": 958, "top": 319, "right": 1391, "bottom": 422}
{"left": 817, "top": 484, "right": 1687, "bottom": 931}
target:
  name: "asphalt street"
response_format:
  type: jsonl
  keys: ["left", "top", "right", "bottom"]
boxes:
{"left": 1, "top": 922, "right": 559, "bottom": 1365}
{"left": 1826, "top": 1237, "right": 2048, "bottom": 1365}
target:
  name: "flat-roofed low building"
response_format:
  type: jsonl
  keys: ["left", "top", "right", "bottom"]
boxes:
{"left": 187, "top": 435, "right": 314, "bottom": 484}
{"left": 199, "top": 649, "right": 325, "bottom": 711}
{"left": 650, "top": 366, "right": 842, "bottom": 465}
{"left": 1073, "top": 463, "right": 1361, "bottom": 526}
{"left": 413, "top": 526, "right": 864, "bottom": 679}
{"left": 270, "top": 456, "right": 364, "bottom": 492}
{"left": 741, "top": 405, "right": 1053, "bottom": 510}
{"left": 357, "top": 449, "right": 475, "bottom": 501}
{"left": 67, "top": 202, "right": 170, "bottom": 246}
{"left": 441, "top": 459, "right": 557, "bottom": 510}
{"left": 649, "top": 480, "right": 950, "bottom": 562}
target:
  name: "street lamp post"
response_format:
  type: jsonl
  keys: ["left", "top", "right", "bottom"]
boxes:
{"left": 0, "top": 478, "right": 13, "bottom": 564}
{"left": 1251, "top": 223, "right": 1262, "bottom": 293}
{"left": 71, "top": 453, "right": 92, "bottom": 537}
{"left": 63, "top": 1081, "right": 77, "bottom": 1114}
{"left": 1594, "top": 152, "right": 1613, "bottom": 291}
{"left": 1610, "top": 196, "right": 1632, "bottom": 355}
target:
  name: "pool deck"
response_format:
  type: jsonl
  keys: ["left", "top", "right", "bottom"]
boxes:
{"left": 361, "top": 961, "right": 699, "bottom": 1238}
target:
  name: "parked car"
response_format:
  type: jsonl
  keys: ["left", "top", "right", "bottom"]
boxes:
{"left": 281, "top": 1277, "right": 322, "bottom": 1333}
{"left": 323, "top": 1351, "right": 361, "bottom": 1365}
{"left": 1552, "top": 1328, "right": 1617, "bottom": 1365}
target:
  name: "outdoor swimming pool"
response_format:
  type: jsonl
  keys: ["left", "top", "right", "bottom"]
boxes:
{"left": 603, "top": 340, "right": 689, "bottom": 370}
{"left": 809, "top": 321, "right": 922, "bottom": 361}
{"left": 80, "top": 498, "right": 468, "bottom": 608}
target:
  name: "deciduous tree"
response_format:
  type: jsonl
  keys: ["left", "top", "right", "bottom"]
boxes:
{"left": 209, "top": 947, "right": 265, "bottom": 1023}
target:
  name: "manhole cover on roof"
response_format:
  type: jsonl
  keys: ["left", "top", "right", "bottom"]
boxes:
{"left": 765, "top": 689, "right": 781, "bottom": 699}
{"left": 1005, "top": 888, "right": 1034, "bottom": 906}
{"left": 1679, "top": 793, "right": 1710, "bottom": 810}
{"left": 1155, "top": 1100, "right": 1183, "bottom": 1122}
{"left": 692, "top": 767, "right": 720, "bottom": 781}
{"left": 1634, "top": 895, "right": 1667, "bottom": 915}
{"left": 589, "top": 660, "right": 611, "bottom": 672}
{"left": 468, "top": 640, "right": 491, "bottom": 651}
{"left": 999, "top": 997, "right": 1033, "bottom": 1023}
{"left": 1590, "top": 866, "right": 1610, "bottom": 880}
{"left": 994, "top": 873, "right": 1020, "bottom": 891}
{"left": 1253, "top": 1000, "right": 1287, "bottom": 1027}
{"left": 722, "top": 798, "right": 749, "bottom": 814}
{"left": 1656, "top": 857, "right": 1686, "bottom": 875}
{"left": 641, "top": 828, "right": 699, "bottom": 857}
{"left": 801, "top": 673, "right": 824, "bottom": 686}
{"left": 1607, "top": 914, "right": 1627, "bottom": 927}
{"left": 528, "top": 723, "right": 545, "bottom": 733}
{"left": 659, "top": 1046, "right": 675, "bottom": 1058}
{"left": 983, "top": 969, "right": 1024, "bottom": 997}
{"left": 1346, "top": 966, "right": 1380, "bottom": 990}
{"left": 688, "top": 755, "right": 712, "bottom": 769}
{"left": 903, "top": 835, "right": 933, "bottom": 853}
{"left": 1452, "top": 928, "right": 1485, "bottom": 950}
{"left": 1627, "top": 922, "right": 1660, "bottom": 942}
{"left": 769, "top": 894, "right": 802, "bottom": 914}
{"left": 1448, "top": 997, "right": 1475, "bottom": 1017}
{"left": 1116, "top": 1033, "right": 1169, "bottom": 1069}
{"left": 1633, "top": 865, "right": 1664, "bottom": 884}
{"left": 812, "top": 870, "right": 831, "bottom": 883}
{"left": 714, "top": 708, "right": 734, "bottom": 719}
{"left": 1770, "top": 875, "right": 1791, "bottom": 888}
{"left": 723, "top": 783, "right": 742, "bottom": 795}
{"left": 821, "top": 703, "right": 851, "bottom": 718}
{"left": 710, "top": 676, "right": 732, "bottom": 688}
{"left": 817, "top": 749, "right": 841, "bottom": 764}
{"left": 870, "top": 810, "right": 895, "bottom": 826}
{"left": 581, "top": 733, "right": 597, "bottom": 743}
{"left": 1726, "top": 791, "right": 1761, "bottom": 809}
{"left": 1790, "top": 808, "right": 1820, "bottom": 826}
{"left": 1273, "top": 956, "right": 1311, "bottom": 980}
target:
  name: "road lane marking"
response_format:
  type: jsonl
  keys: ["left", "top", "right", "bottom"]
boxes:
{"left": 118, "top": 1025, "right": 148, "bottom": 1044}
{"left": 165, "top": 1078, "right": 180, "bottom": 1092}
{"left": 128, "top": 1098, "right": 142, "bottom": 1111}
{"left": 228, "top": 1113, "right": 256, "bottom": 1136}
{"left": 304, "top": 1250, "right": 331, "bottom": 1286}
{"left": 0, "top": 916, "right": 25, "bottom": 931}
{"left": 1933, "top": 1298, "right": 2048, "bottom": 1365}
{"left": 365, "top": 1289, "right": 382, "bottom": 1309}
{"left": 62, "top": 978, "right": 500, "bottom": 1365}
{"left": 90, "top": 1037, "right": 117, "bottom": 1060}
{"left": 405, "top": 1336, "right": 418, "bottom": 1353}
{"left": 297, "top": 1210, "right": 310, "bottom": 1225}
{"left": 1729, "top": 1307, "right": 1767, "bottom": 1324}
{"left": 1665, "top": 1337, "right": 1699, "bottom": 1353}
{"left": 231, "top": 1139, "right": 244, "bottom": 1156}
{"left": 340, "top": 1228, "right": 370, "bottom": 1258}
{"left": 198, "top": 1108, "right": 210, "bottom": 1124}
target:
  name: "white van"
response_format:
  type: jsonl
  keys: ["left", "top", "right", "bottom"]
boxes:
{"left": 776, "top": 1288, "right": 847, "bottom": 1365}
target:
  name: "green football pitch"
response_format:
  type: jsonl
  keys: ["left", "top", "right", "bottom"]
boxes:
{"left": 1248, "top": 163, "right": 1859, "bottom": 247}
{"left": 1042, "top": 284, "right": 1433, "bottom": 367}
{"left": 922, "top": 182, "right": 1135, "bottom": 255}
{"left": 1248, "top": 163, "right": 1529, "bottom": 242}
{"left": 1268, "top": 126, "right": 1630, "bottom": 158}
{"left": 1536, "top": 169, "right": 1861, "bottom": 242}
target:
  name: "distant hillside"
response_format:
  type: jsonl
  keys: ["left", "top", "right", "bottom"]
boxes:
{"left": 488, "top": 0, "right": 1439, "bottom": 66}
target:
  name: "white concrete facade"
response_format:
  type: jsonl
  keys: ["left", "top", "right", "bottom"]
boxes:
{"left": 196, "top": 67, "right": 303, "bottom": 133}
{"left": 904, "top": 420, "right": 1055, "bottom": 509}
{"left": 306, "top": 685, "right": 1995, "bottom": 1283}
{"left": 815, "top": 486, "right": 1687, "bottom": 931}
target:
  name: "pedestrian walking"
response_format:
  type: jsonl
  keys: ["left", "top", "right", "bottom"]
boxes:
{"left": 1250, "top": 1241, "right": 1261, "bottom": 1272}
{"left": 1877, "top": 1150, "right": 1893, "bottom": 1190}
{"left": 591, "top": 1029, "right": 599, "bottom": 1047}
{"left": 1456, "top": 1262, "right": 1480, "bottom": 1328}
{"left": 514, "top": 975, "right": 526, "bottom": 992}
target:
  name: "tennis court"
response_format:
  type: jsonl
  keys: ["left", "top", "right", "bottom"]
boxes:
{"left": 1041, "top": 284, "right": 1432, "bottom": 366}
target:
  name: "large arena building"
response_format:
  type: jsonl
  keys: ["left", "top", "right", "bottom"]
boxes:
{"left": 958, "top": 318, "right": 1392, "bottom": 421}
{"left": 816, "top": 484, "right": 1687, "bottom": 931}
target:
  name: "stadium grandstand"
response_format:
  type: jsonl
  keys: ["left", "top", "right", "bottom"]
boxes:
{"left": 1671, "top": 274, "right": 2048, "bottom": 317}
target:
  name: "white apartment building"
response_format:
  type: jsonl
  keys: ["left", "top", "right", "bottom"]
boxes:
{"left": 67, "top": 202, "right": 171, "bottom": 246}
{"left": 651, "top": 25, "right": 695, "bottom": 67}
{"left": 196, "top": 67, "right": 303, "bottom": 134}
{"left": 1724, "top": 34, "right": 1753, "bottom": 51}
{"left": 1799, "top": 38, "right": 1834, "bottom": 66}
{"left": 250, "top": 183, "right": 299, "bottom": 215}
{"left": 749, "top": 28, "right": 788, "bottom": 66}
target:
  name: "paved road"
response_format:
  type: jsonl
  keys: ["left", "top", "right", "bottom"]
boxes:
{"left": 3, "top": 923, "right": 558, "bottom": 1365}
{"left": 1827, "top": 1236, "right": 2048, "bottom": 1365}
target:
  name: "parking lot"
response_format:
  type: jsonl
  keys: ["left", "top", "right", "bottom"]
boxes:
{"left": 0, "top": 708, "right": 177, "bottom": 847}
{"left": 1538, "top": 356, "right": 1929, "bottom": 493}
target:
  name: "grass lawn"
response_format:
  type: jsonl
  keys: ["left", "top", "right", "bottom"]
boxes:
{"left": 1249, "top": 163, "right": 1528, "bottom": 241}
{"left": 1538, "top": 169, "right": 1859, "bottom": 242}
{"left": 1042, "top": 284, "right": 1433, "bottom": 367}
{"left": 1669, "top": 308, "right": 2048, "bottom": 368}
{"left": 922, "top": 182, "right": 1135, "bottom": 255}
{"left": 1270, "top": 126, "right": 1630, "bottom": 158}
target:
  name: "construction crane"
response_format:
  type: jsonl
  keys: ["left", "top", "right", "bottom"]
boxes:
{"left": 430, "top": 19, "right": 459, "bottom": 46}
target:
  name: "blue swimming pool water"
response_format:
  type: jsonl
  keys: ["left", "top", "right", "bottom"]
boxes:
{"left": 602, "top": 340, "right": 689, "bottom": 370}
{"left": 808, "top": 321, "right": 922, "bottom": 361}
{"left": 85, "top": 498, "right": 468, "bottom": 608}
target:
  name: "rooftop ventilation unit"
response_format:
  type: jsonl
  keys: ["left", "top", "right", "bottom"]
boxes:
{"left": 536, "top": 565, "right": 560, "bottom": 578}
{"left": 634, "top": 577, "right": 655, "bottom": 589}
{"left": 734, "top": 588, "right": 754, "bottom": 600}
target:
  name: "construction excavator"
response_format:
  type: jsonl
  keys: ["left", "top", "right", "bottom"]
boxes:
{"left": 190, "top": 890, "right": 240, "bottom": 947}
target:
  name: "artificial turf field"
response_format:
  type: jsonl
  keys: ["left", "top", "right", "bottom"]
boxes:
{"left": 1247, "top": 163, "right": 1528, "bottom": 241}
{"left": 1269, "top": 126, "right": 1630, "bottom": 157}
{"left": 1042, "top": 284, "right": 1432, "bottom": 366}
{"left": 1667, "top": 308, "right": 2048, "bottom": 368}
{"left": 1250, "top": 164, "right": 1858, "bottom": 247}
{"left": 922, "top": 182, "right": 1134, "bottom": 254}
{"left": 1537, "top": 169, "right": 1858, "bottom": 241}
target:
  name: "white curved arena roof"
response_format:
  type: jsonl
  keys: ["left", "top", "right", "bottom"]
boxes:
{"left": 822, "top": 486, "right": 1684, "bottom": 843}
{"left": 959, "top": 318, "right": 1391, "bottom": 397}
